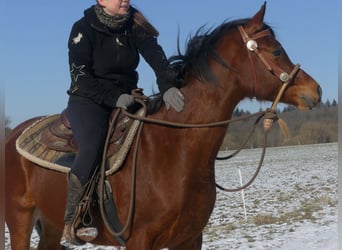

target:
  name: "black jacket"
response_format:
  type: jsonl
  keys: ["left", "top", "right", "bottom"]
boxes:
{"left": 67, "top": 6, "right": 174, "bottom": 107}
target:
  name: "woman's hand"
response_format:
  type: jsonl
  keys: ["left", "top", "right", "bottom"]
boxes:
{"left": 163, "top": 87, "right": 185, "bottom": 112}
{"left": 116, "top": 94, "right": 135, "bottom": 109}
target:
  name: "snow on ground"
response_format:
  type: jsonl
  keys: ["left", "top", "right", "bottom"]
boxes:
{"left": 204, "top": 142, "right": 338, "bottom": 250}
{"left": 5, "top": 143, "right": 338, "bottom": 249}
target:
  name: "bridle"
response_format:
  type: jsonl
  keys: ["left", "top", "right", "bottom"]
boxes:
{"left": 237, "top": 25, "right": 301, "bottom": 113}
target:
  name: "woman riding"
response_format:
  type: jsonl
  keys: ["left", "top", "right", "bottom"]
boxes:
{"left": 61, "top": 0, "right": 185, "bottom": 246}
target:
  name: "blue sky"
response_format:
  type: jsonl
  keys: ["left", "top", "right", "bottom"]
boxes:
{"left": 2, "top": 0, "right": 338, "bottom": 127}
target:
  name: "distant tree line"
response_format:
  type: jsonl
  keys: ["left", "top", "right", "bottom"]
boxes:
{"left": 221, "top": 99, "right": 338, "bottom": 149}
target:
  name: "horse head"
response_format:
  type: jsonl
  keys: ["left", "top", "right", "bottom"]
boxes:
{"left": 231, "top": 2, "right": 322, "bottom": 110}
{"left": 174, "top": 2, "right": 322, "bottom": 118}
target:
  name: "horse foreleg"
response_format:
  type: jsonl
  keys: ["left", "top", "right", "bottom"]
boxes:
{"left": 169, "top": 233, "right": 203, "bottom": 250}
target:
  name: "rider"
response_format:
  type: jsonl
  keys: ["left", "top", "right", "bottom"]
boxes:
{"left": 61, "top": 0, "right": 185, "bottom": 246}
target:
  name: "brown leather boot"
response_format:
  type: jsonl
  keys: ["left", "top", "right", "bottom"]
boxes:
{"left": 60, "top": 172, "right": 97, "bottom": 247}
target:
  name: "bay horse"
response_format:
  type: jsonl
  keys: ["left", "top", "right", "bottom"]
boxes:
{"left": 5, "top": 3, "right": 321, "bottom": 250}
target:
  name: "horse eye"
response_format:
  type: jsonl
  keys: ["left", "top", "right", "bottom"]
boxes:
{"left": 272, "top": 49, "right": 282, "bottom": 57}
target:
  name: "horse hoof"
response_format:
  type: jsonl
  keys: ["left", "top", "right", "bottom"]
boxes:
{"left": 76, "top": 226, "right": 98, "bottom": 242}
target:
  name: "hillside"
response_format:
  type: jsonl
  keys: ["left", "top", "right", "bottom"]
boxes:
{"left": 221, "top": 103, "right": 338, "bottom": 149}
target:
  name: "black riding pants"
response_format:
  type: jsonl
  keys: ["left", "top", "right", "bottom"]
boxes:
{"left": 66, "top": 95, "right": 112, "bottom": 185}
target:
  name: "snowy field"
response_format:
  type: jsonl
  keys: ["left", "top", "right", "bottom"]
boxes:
{"left": 5, "top": 143, "right": 338, "bottom": 249}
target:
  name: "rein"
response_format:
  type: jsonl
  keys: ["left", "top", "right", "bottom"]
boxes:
{"left": 97, "top": 25, "right": 300, "bottom": 240}
{"left": 121, "top": 101, "right": 279, "bottom": 193}
{"left": 212, "top": 26, "right": 301, "bottom": 192}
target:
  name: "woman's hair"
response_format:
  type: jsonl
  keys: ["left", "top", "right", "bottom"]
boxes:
{"left": 132, "top": 7, "right": 159, "bottom": 37}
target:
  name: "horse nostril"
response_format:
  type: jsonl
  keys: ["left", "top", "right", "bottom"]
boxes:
{"left": 317, "top": 86, "right": 322, "bottom": 102}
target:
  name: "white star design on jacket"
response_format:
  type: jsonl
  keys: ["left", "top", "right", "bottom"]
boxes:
{"left": 72, "top": 32, "right": 83, "bottom": 44}
{"left": 70, "top": 63, "right": 85, "bottom": 82}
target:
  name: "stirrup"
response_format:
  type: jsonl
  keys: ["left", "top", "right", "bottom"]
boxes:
{"left": 76, "top": 226, "right": 98, "bottom": 242}
{"left": 60, "top": 224, "right": 85, "bottom": 247}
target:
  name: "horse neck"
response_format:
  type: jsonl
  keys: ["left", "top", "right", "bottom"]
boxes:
{"left": 180, "top": 74, "right": 243, "bottom": 123}
{"left": 152, "top": 33, "right": 248, "bottom": 164}
{"left": 162, "top": 76, "right": 241, "bottom": 159}
{"left": 179, "top": 32, "right": 249, "bottom": 122}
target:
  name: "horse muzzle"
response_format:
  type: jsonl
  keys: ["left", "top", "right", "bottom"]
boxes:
{"left": 299, "top": 85, "right": 322, "bottom": 110}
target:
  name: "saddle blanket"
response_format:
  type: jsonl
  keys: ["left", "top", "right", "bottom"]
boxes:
{"left": 16, "top": 109, "right": 144, "bottom": 176}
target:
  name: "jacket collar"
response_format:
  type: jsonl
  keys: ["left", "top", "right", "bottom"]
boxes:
{"left": 84, "top": 5, "right": 133, "bottom": 35}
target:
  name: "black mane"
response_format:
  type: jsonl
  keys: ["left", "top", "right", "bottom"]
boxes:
{"left": 169, "top": 18, "right": 249, "bottom": 83}
{"left": 169, "top": 18, "right": 274, "bottom": 83}
{"left": 147, "top": 18, "right": 274, "bottom": 114}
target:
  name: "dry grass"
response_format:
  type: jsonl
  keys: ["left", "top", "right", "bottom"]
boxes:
{"left": 253, "top": 214, "right": 278, "bottom": 225}
{"left": 250, "top": 194, "right": 336, "bottom": 227}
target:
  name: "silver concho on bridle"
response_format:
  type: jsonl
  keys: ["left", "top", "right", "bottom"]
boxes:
{"left": 246, "top": 39, "right": 258, "bottom": 51}
{"left": 279, "top": 72, "right": 290, "bottom": 82}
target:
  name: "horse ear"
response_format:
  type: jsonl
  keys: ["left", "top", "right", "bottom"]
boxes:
{"left": 245, "top": 2, "right": 267, "bottom": 33}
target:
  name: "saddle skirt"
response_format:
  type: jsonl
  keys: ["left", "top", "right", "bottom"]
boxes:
{"left": 16, "top": 108, "right": 145, "bottom": 176}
